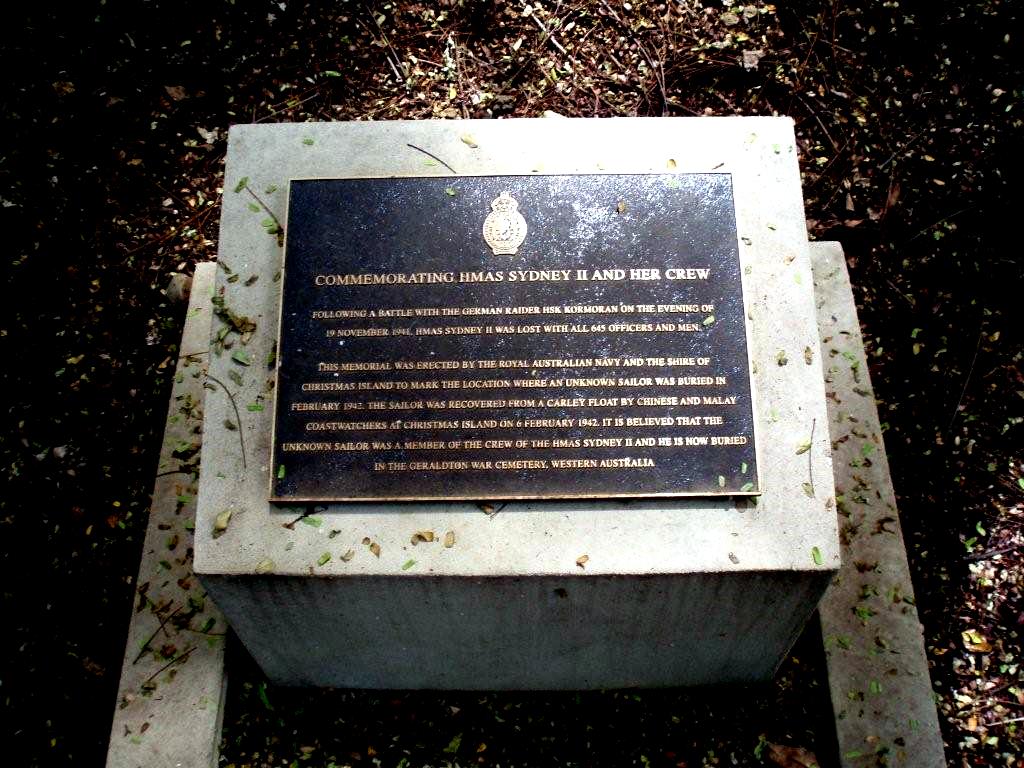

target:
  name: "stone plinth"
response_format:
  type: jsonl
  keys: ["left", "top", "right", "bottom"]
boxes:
{"left": 194, "top": 118, "right": 839, "bottom": 688}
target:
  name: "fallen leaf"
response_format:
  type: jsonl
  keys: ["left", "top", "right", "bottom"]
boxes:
{"left": 962, "top": 629, "right": 992, "bottom": 653}
{"left": 411, "top": 530, "right": 435, "bottom": 545}
{"left": 741, "top": 49, "right": 765, "bottom": 70}
{"left": 369, "top": 542, "right": 381, "bottom": 558}
{"left": 213, "top": 509, "right": 232, "bottom": 535}
{"left": 255, "top": 559, "right": 275, "bottom": 574}
{"left": 767, "top": 743, "right": 819, "bottom": 768}
{"left": 576, "top": 554, "right": 589, "bottom": 569}
{"left": 460, "top": 134, "right": 478, "bottom": 148}
{"left": 443, "top": 530, "right": 456, "bottom": 548}
{"left": 340, "top": 549, "right": 355, "bottom": 562}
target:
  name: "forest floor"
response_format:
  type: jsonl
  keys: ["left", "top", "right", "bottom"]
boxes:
{"left": 1, "top": 2, "right": 1021, "bottom": 767}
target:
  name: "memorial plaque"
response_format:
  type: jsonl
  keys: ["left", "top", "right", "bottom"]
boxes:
{"left": 270, "top": 174, "right": 759, "bottom": 502}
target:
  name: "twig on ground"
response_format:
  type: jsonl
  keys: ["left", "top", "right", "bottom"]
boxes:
{"left": 133, "top": 606, "right": 183, "bottom": 664}
{"left": 405, "top": 144, "right": 458, "bottom": 175}
{"left": 947, "top": 329, "right": 984, "bottom": 432}
{"left": 526, "top": 6, "right": 569, "bottom": 56}
{"left": 141, "top": 646, "right": 197, "bottom": 689}
{"left": 206, "top": 374, "right": 247, "bottom": 469}
{"left": 244, "top": 186, "right": 283, "bottom": 235}
{"left": 965, "top": 542, "right": 1022, "bottom": 562}
{"left": 807, "top": 418, "right": 816, "bottom": 495}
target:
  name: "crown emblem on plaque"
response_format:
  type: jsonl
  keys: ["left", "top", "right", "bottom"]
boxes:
{"left": 482, "top": 191, "right": 528, "bottom": 256}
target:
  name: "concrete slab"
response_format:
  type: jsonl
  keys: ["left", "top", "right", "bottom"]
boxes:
{"left": 106, "top": 262, "right": 227, "bottom": 768}
{"left": 194, "top": 118, "right": 840, "bottom": 688}
{"left": 811, "top": 242, "right": 946, "bottom": 766}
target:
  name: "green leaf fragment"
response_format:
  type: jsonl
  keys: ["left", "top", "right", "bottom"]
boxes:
{"left": 322, "top": 70, "right": 341, "bottom": 78}
{"left": 812, "top": 546, "right": 823, "bottom": 565}
{"left": 443, "top": 733, "right": 462, "bottom": 754}
{"left": 702, "top": 315, "right": 715, "bottom": 327}
{"left": 300, "top": 515, "right": 322, "bottom": 528}
{"left": 740, "top": 482, "right": 755, "bottom": 492}
{"left": 869, "top": 679, "right": 882, "bottom": 694}
{"left": 316, "top": 552, "right": 331, "bottom": 566}
{"left": 255, "top": 559, "right": 275, "bottom": 574}
{"left": 796, "top": 441, "right": 811, "bottom": 455}
{"left": 401, "top": 559, "right": 416, "bottom": 571}
{"left": 277, "top": 464, "right": 285, "bottom": 479}
{"left": 717, "top": 475, "right": 726, "bottom": 488}
{"left": 302, "top": 137, "right": 314, "bottom": 146}
{"left": 246, "top": 402, "right": 264, "bottom": 412}
{"left": 257, "top": 681, "right": 274, "bottom": 711}
{"left": 231, "top": 349, "right": 251, "bottom": 366}
{"left": 247, "top": 202, "right": 260, "bottom": 212}
{"left": 233, "top": 177, "right": 249, "bottom": 193}
{"left": 802, "top": 482, "right": 815, "bottom": 497}
{"left": 444, "top": 186, "right": 457, "bottom": 197}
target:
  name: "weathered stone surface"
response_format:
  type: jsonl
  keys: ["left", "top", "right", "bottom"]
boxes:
{"left": 106, "top": 262, "right": 227, "bottom": 768}
{"left": 811, "top": 241, "right": 945, "bottom": 767}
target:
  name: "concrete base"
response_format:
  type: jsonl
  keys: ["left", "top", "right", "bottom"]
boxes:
{"left": 811, "top": 242, "right": 946, "bottom": 766}
{"left": 105, "top": 241, "right": 944, "bottom": 766}
{"left": 194, "top": 118, "right": 840, "bottom": 688}
{"left": 106, "top": 263, "right": 227, "bottom": 768}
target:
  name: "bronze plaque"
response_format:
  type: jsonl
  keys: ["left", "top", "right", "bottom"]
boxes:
{"left": 270, "top": 174, "right": 758, "bottom": 502}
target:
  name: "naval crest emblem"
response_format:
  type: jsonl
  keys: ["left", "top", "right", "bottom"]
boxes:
{"left": 482, "top": 191, "right": 527, "bottom": 256}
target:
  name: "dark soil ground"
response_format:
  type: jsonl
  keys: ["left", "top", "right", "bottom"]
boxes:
{"left": 1, "top": 2, "right": 1021, "bottom": 767}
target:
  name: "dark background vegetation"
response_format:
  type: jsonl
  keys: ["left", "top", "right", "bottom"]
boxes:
{"left": 1, "top": 1, "right": 1020, "bottom": 766}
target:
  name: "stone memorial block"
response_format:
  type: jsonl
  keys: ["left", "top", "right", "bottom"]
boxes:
{"left": 195, "top": 118, "right": 839, "bottom": 689}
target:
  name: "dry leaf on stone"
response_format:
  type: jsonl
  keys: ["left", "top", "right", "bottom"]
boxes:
{"left": 213, "top": 509, "right": 232, "bottom": 535}
{"left": 369, "top": 542, "right": 381, "bottom": 558}
{"left": 576, "top": 554, "right": 589, "bottom": 569}
{"left": 340, "top": 549, "right": 355, "bottom": 562}
{"left": 255, "top": 558, "right": 275, "bottom": 574}
{"left": 411, "top": 531, "right": 435, "bottom": 545}
{"left": 443, "top": 530, "right": 456, "bottom": 548}
{"left": 767, "top": 743, "right": 819, "bottom": 768}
